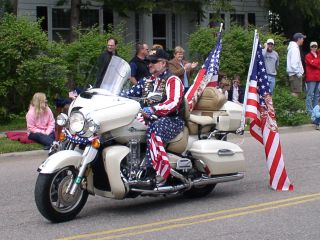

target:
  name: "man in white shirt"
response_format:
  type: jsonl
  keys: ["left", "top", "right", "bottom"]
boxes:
{"left": 286, "top": 32, "right": 306, "bottom": 97}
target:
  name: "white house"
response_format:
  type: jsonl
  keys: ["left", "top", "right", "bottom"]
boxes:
{"left": 16, "top": 0, "right": 268, "bottom": 51}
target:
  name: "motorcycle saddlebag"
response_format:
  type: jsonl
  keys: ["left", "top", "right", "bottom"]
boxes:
{"left": 189, "top": 139, "right": 245, "bottom": 175}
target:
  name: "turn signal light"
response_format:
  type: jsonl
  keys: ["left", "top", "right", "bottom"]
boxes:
{"left": 91, "top": 138, "right": 100, "bottom": 149}
{"left": 59, "top": 132, "right": 66, "bottom": 142}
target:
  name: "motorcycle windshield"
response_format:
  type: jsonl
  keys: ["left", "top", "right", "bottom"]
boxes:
{"left": 99, "top": 56, "right": 131, "bottom": 95}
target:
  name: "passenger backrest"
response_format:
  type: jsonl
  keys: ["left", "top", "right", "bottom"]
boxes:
{"left": 194, "top": 87, "right": 227, "bottom": 111}
{"left": 187, "top": 87, "right": 227, "bottom": 135}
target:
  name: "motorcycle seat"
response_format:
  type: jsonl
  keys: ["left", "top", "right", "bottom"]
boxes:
{"left": 189, "top": 114, "right": 215, "bottom": 126}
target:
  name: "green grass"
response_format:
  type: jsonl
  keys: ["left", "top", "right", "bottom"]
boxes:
{"left": 0, "top": 117, "right": 43, "bottom": 154}
{"left": 0, "top": 137, "right": 42, "bottom": 154}
{"left": 0, "top": 116, "right": 26, "bottom": 131}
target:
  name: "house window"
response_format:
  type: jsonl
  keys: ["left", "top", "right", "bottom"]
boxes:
{"left": 171, "top": 14, "right": 176, "bottom": 48}
{"left": 103, "top": 9, "right": 113, "bottom": 31}
{"left": 209, "top": 13, "right": 225, "bottom": 28}
{"left": 36, "top": 6, "right": 48, "bottom": 32}
{"left": 52, "top": 8, "right": 71, "bottom": 41}
{"left": 135, "top": 13, "right": 140, "bottom": 42}
{"left": 230, "top": 14, "right": 245, "bottom": 26}
{"left": 153, "top": 13, "right": 166, "bottom": 49}
{"left": 52, "top": 8, "right": 101, "bottom": 42}
{"left": 248, "top": 13, "right": 256, "bottom": 26}
{"left": 80, "top": 9, "right": 99, "bottom": 28}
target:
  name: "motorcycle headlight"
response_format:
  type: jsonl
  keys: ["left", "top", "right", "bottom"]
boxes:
{"left": 69, "top": 111, "right": 85, "bottom": 133}
{"left": 56, "top": 113, "right": 68, "bottom": 127}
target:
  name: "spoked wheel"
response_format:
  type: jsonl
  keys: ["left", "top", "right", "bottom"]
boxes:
{"left": 35, "top": 166, "right": 88, "bottom": 222}
{"left": 183, "top": 184, "right": 216, "bottom": 198}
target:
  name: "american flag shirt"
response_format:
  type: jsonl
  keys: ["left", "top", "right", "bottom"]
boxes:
{"left": 123, "top": 70, "right": 185, "bottom": 179}
{"left": 122, "top": 70, "right": 184, "bottom": 116}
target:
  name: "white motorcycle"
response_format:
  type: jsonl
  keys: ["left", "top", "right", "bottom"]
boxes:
{"left": 34, "top": 56, "right": 245, "bottom": 222}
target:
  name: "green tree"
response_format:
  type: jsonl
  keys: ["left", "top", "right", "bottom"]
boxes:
{"left": 265, "top": 0, "right": 320, "bottom": 38}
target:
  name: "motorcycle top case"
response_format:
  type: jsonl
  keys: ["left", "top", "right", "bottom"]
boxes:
{"left": 189, "top": 140, "right": 245, "bottom": 175}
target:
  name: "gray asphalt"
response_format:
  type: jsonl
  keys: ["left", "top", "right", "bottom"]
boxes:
{"left": 0, "top": 124, "right": 320, "bottom": 240}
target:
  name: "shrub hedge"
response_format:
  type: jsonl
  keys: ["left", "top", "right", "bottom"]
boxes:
{"left": 0, "top": 14, "right": 309, "bottom": 126}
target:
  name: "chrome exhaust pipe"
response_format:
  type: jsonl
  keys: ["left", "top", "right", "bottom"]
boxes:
{"left": 131, "top": 184, "right": 188, "bottom": 194}
{"left": 193, "top": 172, "right": 245, "bottom": 187}
{"left": 130, "top": 172, "right": 244, "bottom": 195}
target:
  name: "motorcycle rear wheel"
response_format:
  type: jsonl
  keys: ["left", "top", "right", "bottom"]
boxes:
{"left": 34, "top": 166, "right": 88, "bottom": 223}
{"left": 183, "top": 184, "right": 216, "bottom": 198}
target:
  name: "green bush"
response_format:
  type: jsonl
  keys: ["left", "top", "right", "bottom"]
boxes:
{"left": 0, "top": 15, "right": 133, "bottom": 121}
{"left": 0, "top": 14, "right": 49, "bottom": 114}
{"left": 64, "top": 25, "right": 133, "bottom": 89}
{"left": 273, "top": 86, "right": 309, "bottom": 126}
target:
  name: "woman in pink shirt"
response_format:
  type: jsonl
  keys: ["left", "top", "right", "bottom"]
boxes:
{"left": 26, "top": 92, "right": 55, "bottom": 150}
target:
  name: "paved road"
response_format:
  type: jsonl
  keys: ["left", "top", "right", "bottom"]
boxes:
{"left": 0, "top": 125, "right": 320, "bottom": 240}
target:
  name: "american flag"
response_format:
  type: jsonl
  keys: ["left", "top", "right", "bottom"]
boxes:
{"left": 245, "top": 38, "right": 294, "bottom": 191}
{"left": 185, "top": 31, "right": 222, "bottom": 111}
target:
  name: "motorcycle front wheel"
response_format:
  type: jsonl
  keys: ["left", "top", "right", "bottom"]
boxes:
{"left": 34, "top": 166, "right": 88, "bottom": 223}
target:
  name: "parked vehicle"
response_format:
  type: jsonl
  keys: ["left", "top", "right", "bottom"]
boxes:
{"left": 34, "top": 56, "right": 245, "bottom": 222}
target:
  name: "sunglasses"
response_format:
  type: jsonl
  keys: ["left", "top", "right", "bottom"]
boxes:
{"left": 311, "top": 45, "right": 318, "bottom": 48}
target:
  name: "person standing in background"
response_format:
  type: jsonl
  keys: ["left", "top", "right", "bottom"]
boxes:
{"left": 228, "top": 75, "right": 244, "bottom": 104}
{"left": 95, "top": 37, "right": 118, "bottom": 88}
{"left": 168, "top": 46, "right": 198, "bottom": 93}
{"left": 262, "top": 38, "right": 279, "bottom": 93}
{"left": 286, "top": 32, "right": 306, "bottom": 97}
{"left": 305, "top": 41, "right": 320, "bottom": 115}
{"left": 26, "top": 92, "right": 55, "bottom": 150}
{"left": 129, "top": 42, "right": 150, "bottom": 85}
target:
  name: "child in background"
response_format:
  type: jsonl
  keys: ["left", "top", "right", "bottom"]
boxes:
{"left": 311, "top": 98, "right": 320, "bottom": 130}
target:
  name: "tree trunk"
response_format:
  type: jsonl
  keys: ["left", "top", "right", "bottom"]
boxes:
{"left": 69, "top": 0, "right": 81, "bottom": 42}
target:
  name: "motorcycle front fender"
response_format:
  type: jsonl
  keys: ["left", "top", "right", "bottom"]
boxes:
{"left": 38, "top": 150, "right": 82, "bottom": 174}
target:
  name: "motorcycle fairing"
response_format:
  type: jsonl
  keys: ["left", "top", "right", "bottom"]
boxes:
{"left": 102, "top": 145, "right": 130, "bottom": 199}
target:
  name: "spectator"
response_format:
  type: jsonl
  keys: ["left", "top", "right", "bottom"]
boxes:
{"left": 168, "top": 46, "right": 198, "bottom": 93}
{"left": 151, "top": 44, "right": 163, "bottom": 51}
{"left": 228, "top": 75, "right": 244, "bottom": 104}
{"left": 305, "top": 41, "right": 320, "bottom": 115}
{"left": 311, "top": 98, "right": 320, "bottom": 130}
{"left": 95, "top": 37, "right": 118, "bottom": 88}
{"left": 218, "top": 78, "right": 231, "bottom": 99}
{"left": 262, "top": 38, "right": 279, "bottom": 93}
{"left": 286, "top": 32, "right": 306, "bottom": 97}
{"left": 26, "top": 93, "right": 55, "bottom": 150}
{"left": 129, "top": 42, "right": 150, "bottom": 85}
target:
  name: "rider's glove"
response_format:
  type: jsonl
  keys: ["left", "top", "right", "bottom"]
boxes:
{"left": 143, "top": 107, "right": 155, "bottom": 118}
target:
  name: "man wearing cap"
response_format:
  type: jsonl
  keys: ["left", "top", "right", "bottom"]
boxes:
{"left": 305, "top": 41, "right": 320, "bottom": 115}
{"left": 286, "top": 32, "right": 306, "bottom": 97}
{"left": 262, "top": 38, "right": 279, "bottom": 93}
{"left": 122, "top": 48, "right": 185, "bottom": 183}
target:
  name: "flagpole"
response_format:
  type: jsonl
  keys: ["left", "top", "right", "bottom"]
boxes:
{"left": 238, "top": 30, "right": 259, "bottom": 134}
{"left": 219, "top": 23, "right": 223, "bottom": 33}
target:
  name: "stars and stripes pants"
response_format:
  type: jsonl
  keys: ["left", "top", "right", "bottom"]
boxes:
{"left": 145, "top": 116, "right": 185, "bottom": 179}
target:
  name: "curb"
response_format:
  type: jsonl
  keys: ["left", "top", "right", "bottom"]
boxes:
{"left": 0, "top": 150, "right": 48, "bottom": 160}
{"left": 0, "top": 124, "right": 315, "bottom": 160}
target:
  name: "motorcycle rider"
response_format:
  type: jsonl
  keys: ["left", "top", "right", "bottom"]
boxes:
{"left": 122, "top": 48, "right": 185, "bottom": 182}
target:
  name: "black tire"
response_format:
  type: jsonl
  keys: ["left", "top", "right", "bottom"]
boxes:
{"left": 183, "top": 184, "right": 216, "bottom": 198}
{"left": 34, "top": 167, "right": 88, "bottom": 223}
